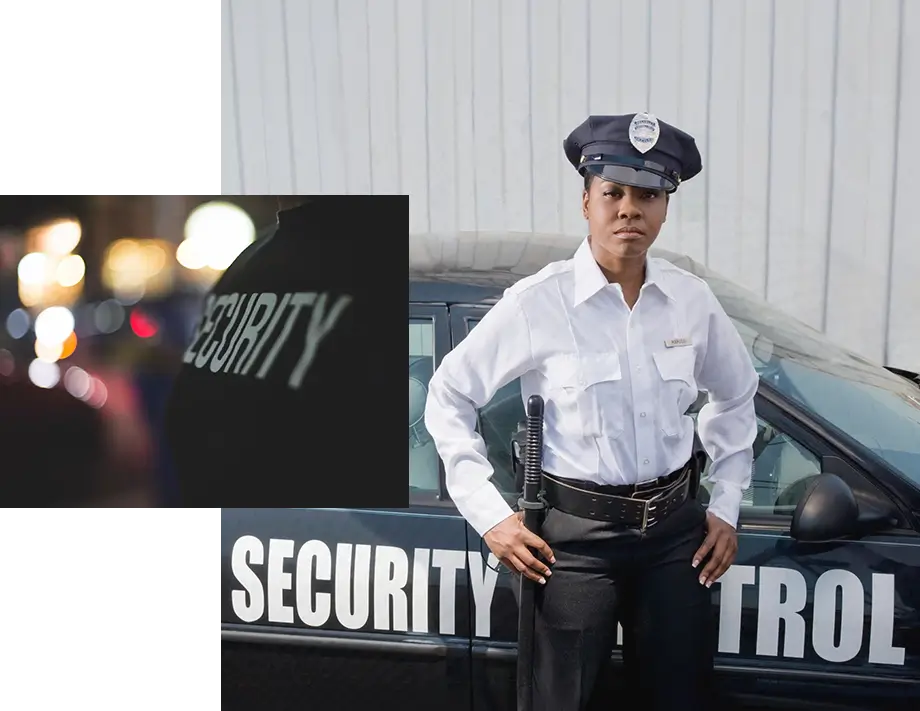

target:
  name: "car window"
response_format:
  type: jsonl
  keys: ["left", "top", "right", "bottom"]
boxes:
{"left": 692, "top": 411, "right": 822, "bottom": 517}
{"left": 409, "top": 319, "right": 440, "bottom": 492}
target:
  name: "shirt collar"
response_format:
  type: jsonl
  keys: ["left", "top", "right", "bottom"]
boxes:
{"left": 572, "top": 237, "right": 674, "bottom": 307}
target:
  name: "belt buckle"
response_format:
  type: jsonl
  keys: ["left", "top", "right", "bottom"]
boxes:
{"left": 640, "top": 487, "right": 669, "bottom": 532}
{"left": 639, "top": 499, "right": 650, "bottom": 533}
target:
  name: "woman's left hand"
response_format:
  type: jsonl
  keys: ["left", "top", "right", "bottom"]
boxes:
{"left": 692, "top": 512, "right": 738, "bottom": 587}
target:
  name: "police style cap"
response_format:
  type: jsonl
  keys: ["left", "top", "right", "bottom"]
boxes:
{"left": 563, "top": 113, "right": 702, "bottom": 193}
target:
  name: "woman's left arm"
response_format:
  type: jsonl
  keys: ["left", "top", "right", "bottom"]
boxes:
{"left": 694, "top": 284, "right": 760, "bottom": 529}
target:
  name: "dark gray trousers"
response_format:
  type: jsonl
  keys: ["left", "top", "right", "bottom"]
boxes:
{"left": 518, "top": 497, "right": 716, "bottom": 711}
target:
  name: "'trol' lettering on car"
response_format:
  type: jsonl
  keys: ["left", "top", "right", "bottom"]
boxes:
{"left": 718, "top": 565, "right": 905, "bottom": 665}
{"left": 227, "top": 537, "right": 906, "bottom": 666}
{"left": 182, "top": 291, "right": 352, "bottom": 389}
{"left": 229, "top": 536, "right": 500, "bottom": 637}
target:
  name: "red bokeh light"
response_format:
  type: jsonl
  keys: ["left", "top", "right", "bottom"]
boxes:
{"left": 129, "top": 309, "right": 158, "bottom": 339}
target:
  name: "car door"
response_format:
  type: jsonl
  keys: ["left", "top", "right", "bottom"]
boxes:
{"left": 449, "top": 305, "right": 527, "bottom": 711}
{"left": 453, "top": 305, "right": 920, "bottom": 711}
{"left": 220, "top": 304, "right": 473, "bottom": 710}
{"left": 696, "top": 387, "right": 920, "bottom": 711}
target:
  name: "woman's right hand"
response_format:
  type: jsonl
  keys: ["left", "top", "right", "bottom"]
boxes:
{"left": 483, "top": 512, "right": 555, "bottom": 584}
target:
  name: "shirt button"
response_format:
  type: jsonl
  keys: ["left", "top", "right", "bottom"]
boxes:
{"left": 640, "top": 412, "right": 646, "bottom": 418}
{"left": 643, "top": 459, "right": 650, "bottom": 465}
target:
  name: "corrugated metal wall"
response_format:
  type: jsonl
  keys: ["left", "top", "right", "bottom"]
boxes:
{"left": 222, "top": 0, "right": 920, "bottom": 372}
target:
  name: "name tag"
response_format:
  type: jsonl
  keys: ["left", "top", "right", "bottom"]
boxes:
{"left": 665, "top": 337, "right": 692, "bottom": 348}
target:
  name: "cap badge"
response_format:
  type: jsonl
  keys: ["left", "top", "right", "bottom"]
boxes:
{"left": 629, "top": 112, "right": 660, "bottom": 154}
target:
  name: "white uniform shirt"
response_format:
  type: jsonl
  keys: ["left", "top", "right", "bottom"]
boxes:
{"left": 424, "top": 238, "right": 759, "bottom": 538}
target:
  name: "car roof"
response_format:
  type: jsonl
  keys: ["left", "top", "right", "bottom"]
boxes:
{"left": 409, "top": 231, "right": 710, "bottom": 304}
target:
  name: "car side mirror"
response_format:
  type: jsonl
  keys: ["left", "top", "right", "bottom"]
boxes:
{"left": 790, "top": 474, "right": 859, "bottom": 542}
{"left": 790, "top": 472, "right": 896, "bottom": 542}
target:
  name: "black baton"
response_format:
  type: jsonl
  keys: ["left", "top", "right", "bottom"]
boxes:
{"left": 516, "top": 395, "right": 545, "bottom": 711}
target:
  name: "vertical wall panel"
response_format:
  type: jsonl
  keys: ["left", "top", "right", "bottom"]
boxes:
{"left": 618, "top": 0, "right": 651, "bottom": 112}
{"left": 734, "top": 0, "right": 772, "bottom": 295}
{"left": 673, "top": 0, "right": 712, "bottom": 263}
{"left": 706, "top": 0, "right": 745, "bottom": 279}
{"left": 310, "top": 0, "right": 347, "bottom": 194}
{"left": 500, "top": 0, "right": 534, "bottom": 233}
{"left": 255, "top": 0, "right": 295, "bottom": 193}
{"left": 221, "top": 0, "right": 243, "bottom": 193}
{"left": 471, "top": 0, "right": 504, "bottom": 232}
{"left": 559, "top": 0, "right": 589, "bottom": 237}
{"left": 765, "top": 0, "right": 806, "bottom": 307}
{"left": 767, "top": 0, "right": 836, "bottom": 329}
{"left": 229, "top": 0, "right": 270, "bottom": 190}
{"left": 647, "top": 0, "right": 684, "bottom": 253}
{"left": 529, "top": 0, "right": 562, "bottom": 234}
{"left": 283, "top": 0, "right": 322, "bottom": 193}
{"left": 224, "top": 0, "right": 920, "bottom": 371}
{"left": 885, "top": 0, "right": 918, "bottom": 368}
{"left": 453, "top": 0, "right": 477, "bottom": 233}
{"left": 586, "top": 0, "right": 621, "bottom": 115}
{"left": 825, "top": 0, "right": 900, "bottom": 362}
{"left": 426, "top": 1, "right": 458, "bottom": 232}
{"left": 396, "top": 0, "right": 429, "bottom": 232}
{"left": 366, "top": 0, "right": 402, "bottom": 195}
{"left": 338, "top": 0, "right": 373, "bottom": 195}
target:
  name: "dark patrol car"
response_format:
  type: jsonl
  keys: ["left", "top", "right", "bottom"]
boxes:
{"left": 222, "top": 232, "right": 920, "bottom": 711}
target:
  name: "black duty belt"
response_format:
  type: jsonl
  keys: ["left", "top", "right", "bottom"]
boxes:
{"left": 541, "top": 461, "right": 694, "bottom": 532}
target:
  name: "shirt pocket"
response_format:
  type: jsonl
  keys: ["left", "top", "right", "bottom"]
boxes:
{"left": 652, "top": 347, "right": 699, "bottom": 437}
{"left": 542, "top": 352, "right": 624, "bottom": 439}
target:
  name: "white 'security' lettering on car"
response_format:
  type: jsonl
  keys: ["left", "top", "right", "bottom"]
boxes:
{"left": 182, "top": 291, "right": 352, "bottom": 389}
{"left": 228, "top": 538, "right": 906, "bottom": 666}
{"left": 230, "top": 536, "right": 500, "bottom": 638}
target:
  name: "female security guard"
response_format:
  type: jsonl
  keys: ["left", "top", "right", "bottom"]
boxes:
{"left": 424, "top": 113, "right": 758, "bottom": 710}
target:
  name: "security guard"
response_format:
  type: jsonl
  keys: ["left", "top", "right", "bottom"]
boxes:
{"left": 165, "top": 196, "right": 405, "bottom": 507}
{"left": 424, "top": 114, "right": 758, "bottom": 710}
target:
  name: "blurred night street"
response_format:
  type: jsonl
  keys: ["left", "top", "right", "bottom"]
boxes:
{"left": 0, "top": 196, "right": 281, "bottom": 506}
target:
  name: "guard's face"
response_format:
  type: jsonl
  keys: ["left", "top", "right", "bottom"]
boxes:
{"left": 582, "top": 177, "right": 668, "bottom": 259}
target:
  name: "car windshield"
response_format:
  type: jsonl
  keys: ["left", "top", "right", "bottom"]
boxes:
{"left": 657, "top": 250, "right": 920, "bottom": 486}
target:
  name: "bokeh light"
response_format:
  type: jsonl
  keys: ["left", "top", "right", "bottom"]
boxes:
{"left": 56, "top": 254, "right": 86, "bottom": 287}
{"left": 64, "top": 366, "right": 92, "bottom": 399}
{"left": 94, "top": 300, "right": 125, "bottom": 334}
{"left": 84, "top": 377, "right": 108, "bottom": 408}
{"left": 129, "top": 309, "right": 158, "bottom": 338}
{"left": 179, "top": 201, "right": 255, "bottom": 271}
{"left": 34, "top": 306, "right": 75, "bottom": 345}
{"left": 59, "top": 331, "right": 78, "bottom": 360}
{"left": 35, "top": 339, "right": 64, "bottom": 363}
{"left": 17, "top": 252, "right": 50, "bottom": 285}
{"left": 175, "top": 238, "right": 208, "bottom": 270}
{"left": 38, "top": 219, "right": 82, "bottom": 256}
{"left": 28, "top": 359, "right": 61, "bottom": 388}
{"left": 6, "top": 308, "right": 30, "bottom": 339}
